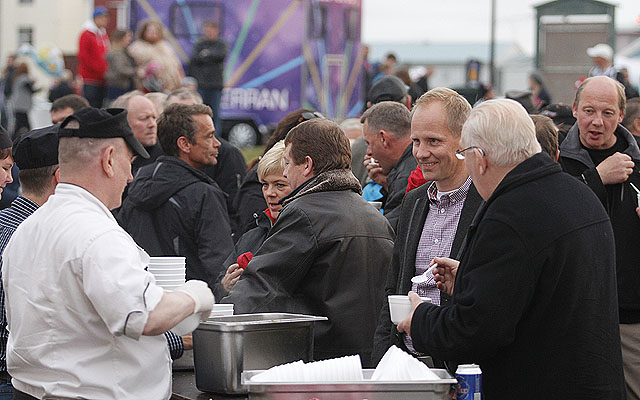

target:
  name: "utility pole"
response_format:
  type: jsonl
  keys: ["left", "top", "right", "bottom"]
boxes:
{"left": 489, "top": 0, "right": 496, "bottom": 87}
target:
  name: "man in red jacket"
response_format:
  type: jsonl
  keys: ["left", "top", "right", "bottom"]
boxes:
{"left": 77, "top": 6, "right": 110, "bottom": 108}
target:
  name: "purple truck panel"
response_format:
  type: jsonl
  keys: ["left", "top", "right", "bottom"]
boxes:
{"left": 129, "top": 0, "right": 364, "bottom": 128}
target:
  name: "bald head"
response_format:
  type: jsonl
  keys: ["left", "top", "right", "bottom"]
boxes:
{"left": 126, "top": 95, "right": 158, "bottom": 147}
{"left": 573, "top": 76, "right": 625, "bottom": 150}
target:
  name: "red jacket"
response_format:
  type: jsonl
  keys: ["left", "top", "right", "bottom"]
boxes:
{"left": 77, "top": 23, "right": 109, "bottom": 85}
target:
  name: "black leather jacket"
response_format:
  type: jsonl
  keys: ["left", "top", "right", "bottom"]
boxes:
{"left": 222, "top": 169, "right": 395, "bottom": 366}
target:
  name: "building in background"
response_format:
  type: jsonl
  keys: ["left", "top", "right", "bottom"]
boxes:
{"left": 367, "top": 41, "right": 533, "bottom": 96}
{"left": 535, "top": 0, "right": 616, "bottom": 105}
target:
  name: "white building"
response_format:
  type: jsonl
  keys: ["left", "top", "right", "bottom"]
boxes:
{"left": 0, "top": 0, "right": 92, "bottom": 96}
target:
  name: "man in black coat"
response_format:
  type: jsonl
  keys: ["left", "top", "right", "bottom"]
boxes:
{"left": 118, "top": 103, "right": 234, "bottom": 290}
{"left": 189, "top": 21, "right": 227, "bottom": 133}
{"left": 372, "top": 88, "right": 482, "bottom": 365}
{"left": 223, "top": 119, "right": 394, "bottom": 366}
{"left": 360, "top": 101, "right": 416, "bottom": 231}
{"left": 399, "top": 99, "right": 625, "bottom": 399}
{"left": 559, "top": 76, "right": 640, "bottom": 399}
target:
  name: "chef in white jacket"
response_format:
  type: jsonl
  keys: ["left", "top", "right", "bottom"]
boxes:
{"left": 2, "top": 107, "right": 214, "bottom": 400}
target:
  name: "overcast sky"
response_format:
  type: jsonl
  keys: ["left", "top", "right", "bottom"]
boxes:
{"left": 362, "top": 0, "right": 640, "bottom": 55}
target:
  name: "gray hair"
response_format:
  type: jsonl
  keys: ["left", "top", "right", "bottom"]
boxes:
{"left": 413, "top": 87, "right": 471, "bottom": 138}
{"left": 110, "top": 90, "right": 145, "bottom": 108}
{"left": 360, "top": 101, "right": 411, "bottom": 138}
{"left": 165, "top": 88, "right": 203, "bottom": 106}
{"left": 462, "top": 99, "right": 541, "bottom": 167}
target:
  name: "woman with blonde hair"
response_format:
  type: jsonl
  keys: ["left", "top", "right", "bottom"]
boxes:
{"left": 214, "top": 141, "right": 291, "bottom": 299}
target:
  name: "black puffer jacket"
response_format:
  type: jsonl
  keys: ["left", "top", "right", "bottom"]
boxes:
{"left": 118, "top": 156, "right": 234, "bottom": 289}
{"left": 222, "top": 169, "right": 395, "bottom": 366}
{"left": 559, "top": 123, "right": 640, "bottom": 324}
{"left": 411, "top": 153, "right": 624, "bottom": 399}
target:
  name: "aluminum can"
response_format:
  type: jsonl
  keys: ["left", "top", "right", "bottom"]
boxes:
{"left": 455, "top": 363, "right": 482, "bottom": 400}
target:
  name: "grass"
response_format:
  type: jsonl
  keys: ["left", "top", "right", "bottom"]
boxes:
{"left": 239, "top": 145, "right": 266, "bottom": 164}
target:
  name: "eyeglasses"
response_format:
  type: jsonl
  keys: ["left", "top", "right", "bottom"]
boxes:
{"left": 455, "top": 146, "right": 485, "bottom": 160}
{"left": 298, "top": 111, "right": 326, "bottom": 122}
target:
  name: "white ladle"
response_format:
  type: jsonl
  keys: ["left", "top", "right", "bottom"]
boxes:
{"left": 411, "top": 263, "right": 438, "bottom": 284}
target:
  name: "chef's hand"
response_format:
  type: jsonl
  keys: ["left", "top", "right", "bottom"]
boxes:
{"left": 432, "top": 257, "right": 459, "bottom": 296}
{"left": 397, "top": 291, "right": 423, "bottom": 336}
{"left": 364, "top": 155, "right": 388, "bottom": 191}
{"left": 175, "top": 280, "right": 214, "bottom": 319}
{"left": 637, "top": 207, "right": 640, "bottom": 218}
{"left": 596, "top": 152, "right": 634, "bottom": 185}
{"left": 222, "top": 263, "right": 244, "bottom": 292}
{"left": 182, "top": 334, "right": 193, "bottom": 350}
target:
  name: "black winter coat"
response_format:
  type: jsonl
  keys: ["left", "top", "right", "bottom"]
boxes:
{"left": 118, "top": 156, "right": 235, "bottom": 289}
{"left": 222, "top": 169, "right": 394, "bottom": 366}
{"left": 234, "top": 165, "right": 267, "bottom": 234}
{"left": 372, "top": 182, "right": 482, "bottom": 365}
{"left": 188, "top": 38, "right": 227, "bottom": 89}
{"left": 382, "top": 144, "right": 417, "bottom": 231}
{"left": 411, "top": 153, "right": 625, "bottom": 400}
{"left": 559, "top": 123, "right": 640, "bottom": 324}
{"left": 212, "top": 210, "right": 272, "bottom": 301}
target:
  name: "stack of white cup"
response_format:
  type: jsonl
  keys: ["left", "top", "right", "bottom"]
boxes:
{"left": 148, "top": 257, "right": 186, "bottom": 290}
{"left": 209, "top": 304, "right": 234, "bottom": 319}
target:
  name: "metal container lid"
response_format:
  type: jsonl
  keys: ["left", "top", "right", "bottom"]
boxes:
{"left": 196, "top": 313, "right": 328, "bottom": 332}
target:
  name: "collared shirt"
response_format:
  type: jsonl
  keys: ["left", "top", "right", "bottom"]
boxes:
{"left": 2, "top": 184, "right": 170, "bottom": 399}
{"left": 413, "top": 176, "right": 472, "bottom": 305}
{"left": 0, "top": 196, "right": 39, "bottom": 373}
{"left": 403, "top": 177, "right": 472, "bottom": 354}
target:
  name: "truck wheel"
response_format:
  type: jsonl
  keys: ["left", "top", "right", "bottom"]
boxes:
{"left": 227, "top": 122, "right": 258, "bottom": 148}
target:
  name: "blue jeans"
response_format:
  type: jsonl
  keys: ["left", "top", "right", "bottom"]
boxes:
{"left": 198, "top": 88, "right": 223, "bottom": 135}
{"left": 0, "top": 381, "right": 13, "bottom": 400}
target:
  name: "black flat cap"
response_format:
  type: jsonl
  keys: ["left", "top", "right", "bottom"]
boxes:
{"left": 0, "top": 125, "right": 12, "bottom": 150}
{"left": 13, "top": 124, "right": 60, "bottom": 169}
{"left": 368, "top": 75, "right": 408, "bottom": 104}
{"left": 59, "top": 107, "right": 149, "bottom": 159}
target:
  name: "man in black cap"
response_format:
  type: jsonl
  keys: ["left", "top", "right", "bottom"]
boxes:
{"left": 366, "top": 75, "right": 411, "bottom": 110}
{"left": 2, "top": 108, "right": 214, "bottom": 399}
{"left": 0, "top": 125, "right": 60, "bottom": 399}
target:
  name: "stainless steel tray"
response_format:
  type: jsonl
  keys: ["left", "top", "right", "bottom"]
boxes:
{"left": 193, "top": 313, "right": 327, "bottom": 394}
{"left": 242, "top": 369, "right": 456, "bottom": 400}
{"left": 198, "top": 313, "right": 328, "bottom": 331}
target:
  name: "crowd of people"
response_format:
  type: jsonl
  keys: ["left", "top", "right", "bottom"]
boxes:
{"left": 0, "top": 7, "right": 637, "bottom": 400}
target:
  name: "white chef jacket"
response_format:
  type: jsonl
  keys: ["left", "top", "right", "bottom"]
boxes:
{"left": 2, "top": 183, "right": 170, "bottom": 399}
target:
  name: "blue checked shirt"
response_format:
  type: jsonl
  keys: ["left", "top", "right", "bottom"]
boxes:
{"left": 0, "top": 196, "right": 39, "bottom": 373}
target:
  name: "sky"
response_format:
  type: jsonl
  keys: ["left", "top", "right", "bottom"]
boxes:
{"left": 361, "top": 0, "right": 640, "bottom": 55}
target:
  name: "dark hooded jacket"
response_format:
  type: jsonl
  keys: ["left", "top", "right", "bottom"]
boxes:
{"left": 411, "top": 153, "right": 624, "bottom": 399}
{"left": 559, "top": 123, "right": 640, "bottom": 324}
{"left": 222, "top": 169, "right": 395, "bottom": 366}
{"left": 118, "top": 156, "right": 234, "bottom": 289}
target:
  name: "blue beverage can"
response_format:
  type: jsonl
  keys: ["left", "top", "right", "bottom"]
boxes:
{"left": 455, "top": 363, "right": 482, "bottom": 400}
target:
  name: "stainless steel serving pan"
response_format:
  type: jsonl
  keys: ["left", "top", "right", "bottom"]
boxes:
{"left": 241, "top": 369, "right": 457, "bottom": 400}
{"left": 193, "top": 313, "right": 327, "bottom": 394}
